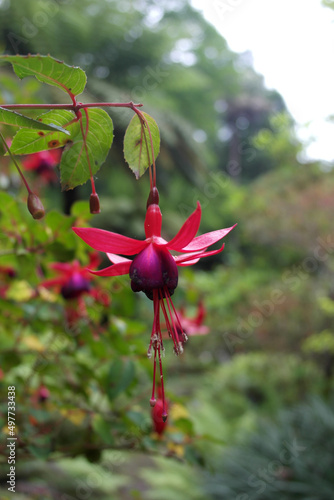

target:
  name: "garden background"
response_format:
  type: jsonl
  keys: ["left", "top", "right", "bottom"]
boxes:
{"left": 0, "top": 0, "right": 334, "bottom": 499}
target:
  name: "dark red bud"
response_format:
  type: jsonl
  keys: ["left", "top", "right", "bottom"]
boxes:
{"left": 90, "top": 192, "right": 101, "bottom": 214}
{"left": 27, "top": 193, "right": 45, "bottom": 220}
{"left": 146, "top": 187, "right": 159, "bottom": 208}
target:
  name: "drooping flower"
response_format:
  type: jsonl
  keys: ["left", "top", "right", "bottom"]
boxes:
{"left": 22, "top": 149, "right": 62, "bottom": 184}
{"left": 39, "top": 253, "right": 110, "bottom": 326}
{"left": 37, "top": 385, "right": 50, "bottom": 403}
{"left": 0, "top": 265, "right": 16, "bottom": 299}
{"left": 164, "top": 301, "right": 210, "bottom": 346}
{"left": 73, "top": 187, "right": 236, "bottom": 420}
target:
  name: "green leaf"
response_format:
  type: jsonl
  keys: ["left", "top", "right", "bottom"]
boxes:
{"left": 45, "top": 210, "right": 74, "bottom": 234}
{"left": 0, "top": 107, "right": 70, "bottom": 134}
{"left": 9, "top": 110, "right": 74, "bottom": 155}
{"left": 0, "top": 54, "right": 86, "bottom": 96}
{"left": 123, "top": 112, "right": 160, "bottom": 179}
{"left": 60, "top": 108, "right": 113, "bottom": 190}
{"left": 70, "top": 200, "right": 93, "bottom": 220}
{"left": 106, "top": 359, "right": 135, "bottom": 401}
{"left": 92, "top": 415, "right": 115, "bottom": 445}
{"left": 174, "top": 417, "right": 195, "bottom": 436}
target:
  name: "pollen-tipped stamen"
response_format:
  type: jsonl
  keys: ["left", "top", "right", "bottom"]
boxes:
{"left": 163, "top": 286, "right": 185, "bottom": 355}
{"left": 159, "top": 289, "right": 179, "bottom": 353}
{"left": 168, "top": 290, "right": 188, "bottom": 344}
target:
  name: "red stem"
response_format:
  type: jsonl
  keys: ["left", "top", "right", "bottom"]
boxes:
{"left": 151, "top": 348, "right": 157, "bottom": 403}
{"left": 0, "top": 102, "right": 143, "bottom": 110}
{"left": 79, "top": 107, "right": 96, "bottom": 194}
{"left": 0, "top": 131, "right": 32, "bottom": 193}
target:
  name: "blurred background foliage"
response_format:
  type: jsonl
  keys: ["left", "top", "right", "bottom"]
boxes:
{"left": 0, "top": 0, "right": 334, "bottom": 498}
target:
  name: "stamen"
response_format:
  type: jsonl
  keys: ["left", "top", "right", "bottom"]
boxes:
{"left": 168, "top": 293, "right": 187, "bottom": 341}
{"left": 159, "top": 288, "right": 179, "bottom": 352}
{"left": 157, "top": 344, "right": 167, "bottom": 421}
{"left": 164, "top": 286, "right": 182, "bottom": 351}
{"left": 150, "top": 347, "right": 157, "bottom": 407}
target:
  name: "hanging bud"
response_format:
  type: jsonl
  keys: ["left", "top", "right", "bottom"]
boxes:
{"left": 152, "top": 398, "right": 168, "bottom": 434}
{"left": 27, "top": 193, "right": 45, "bottom": 220}
{"left": 90, "top": 192, "right": 101, "bottom": 214}
{"left": 146, "top": 186, "right": 159, "bottom": 207}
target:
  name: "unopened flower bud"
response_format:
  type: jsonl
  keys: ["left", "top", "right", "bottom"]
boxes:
{"left": 90, "top": 192, "right": 101, "bottom": 214}
{"left": 146, "top": 187, "right": 159, "bottom": 207}
{"left": 27, "top": 193, "right": 45, "bottom": 220}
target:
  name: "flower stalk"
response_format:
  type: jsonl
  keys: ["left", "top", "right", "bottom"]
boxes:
{"left": 0, "top": 131, "right": 45, "bottom": 219}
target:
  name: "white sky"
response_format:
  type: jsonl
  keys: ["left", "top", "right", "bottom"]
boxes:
{"left": 191, "top": 0, "right": 334, "bottom": 163}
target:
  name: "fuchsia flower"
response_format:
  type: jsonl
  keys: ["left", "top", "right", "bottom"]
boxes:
{"left": 166, "top": 301, "right": 210, "bottom": 345}
{"left": 37, "top": 385, "right": 50, "bottom": 403}
{"left": 22, "top": 149, "right": 62, "bottom": 184}
{"left": 73, "top": 187, "right": 236, "bottom": 420}
{"left": 40, "top": 255, "right": 97, "bottom": 299}
{"left": 39, "top": 253, "right": 110, "bottom": 325}
{"left": 0, "top": 265, "right": 16, "bottom": 299}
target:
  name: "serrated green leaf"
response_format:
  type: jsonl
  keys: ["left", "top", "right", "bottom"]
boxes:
{"left": 60, "top": 108, "right": 113, "bottom": 190}
{"left": 9, "top": 110, "right": 74, "bottom": 155}
{"left": 0, "top": 54, "right": 86, "bottom": 96}
{"left": 0, "top": 107, "right": 70, "bottom": 134}
{"left": 123, "top": 112, "right": 160, "bottom": 179}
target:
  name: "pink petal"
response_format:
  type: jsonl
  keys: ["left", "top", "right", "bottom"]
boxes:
{"left": 166, "top": 202, "right": 202, "bottom": 252}
{"left": 174, "top": 243, "right": 225, "bottom": 266}
{"left": 180, "top": 224, "right": 237, "bottom": 252}
{"left": 176, "top": 257, "right": 200, "bottom": 267}
{"left": 73, "top": 227, "right": 147, "bottom": 255}
{"left": 89, "top": 261, "right": 131, "bottom": 277}
{"left": 107, "top": 253, "right": 132, "bottom": 264}
{"left": 185, "top": 325, "right": 210, "bottom": 336}
{"left": 49, "top": 262, "right": 73, "bottom": 273}
{"left": 88, "top": 252, "right": 102, "bottom": 269}
{"left": 39, "top": 277, "right": 66, "bottom": 288}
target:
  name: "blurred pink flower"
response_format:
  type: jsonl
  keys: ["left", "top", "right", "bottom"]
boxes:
{"left": 22, "top": 149, "right": 62, "bottom": 184}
